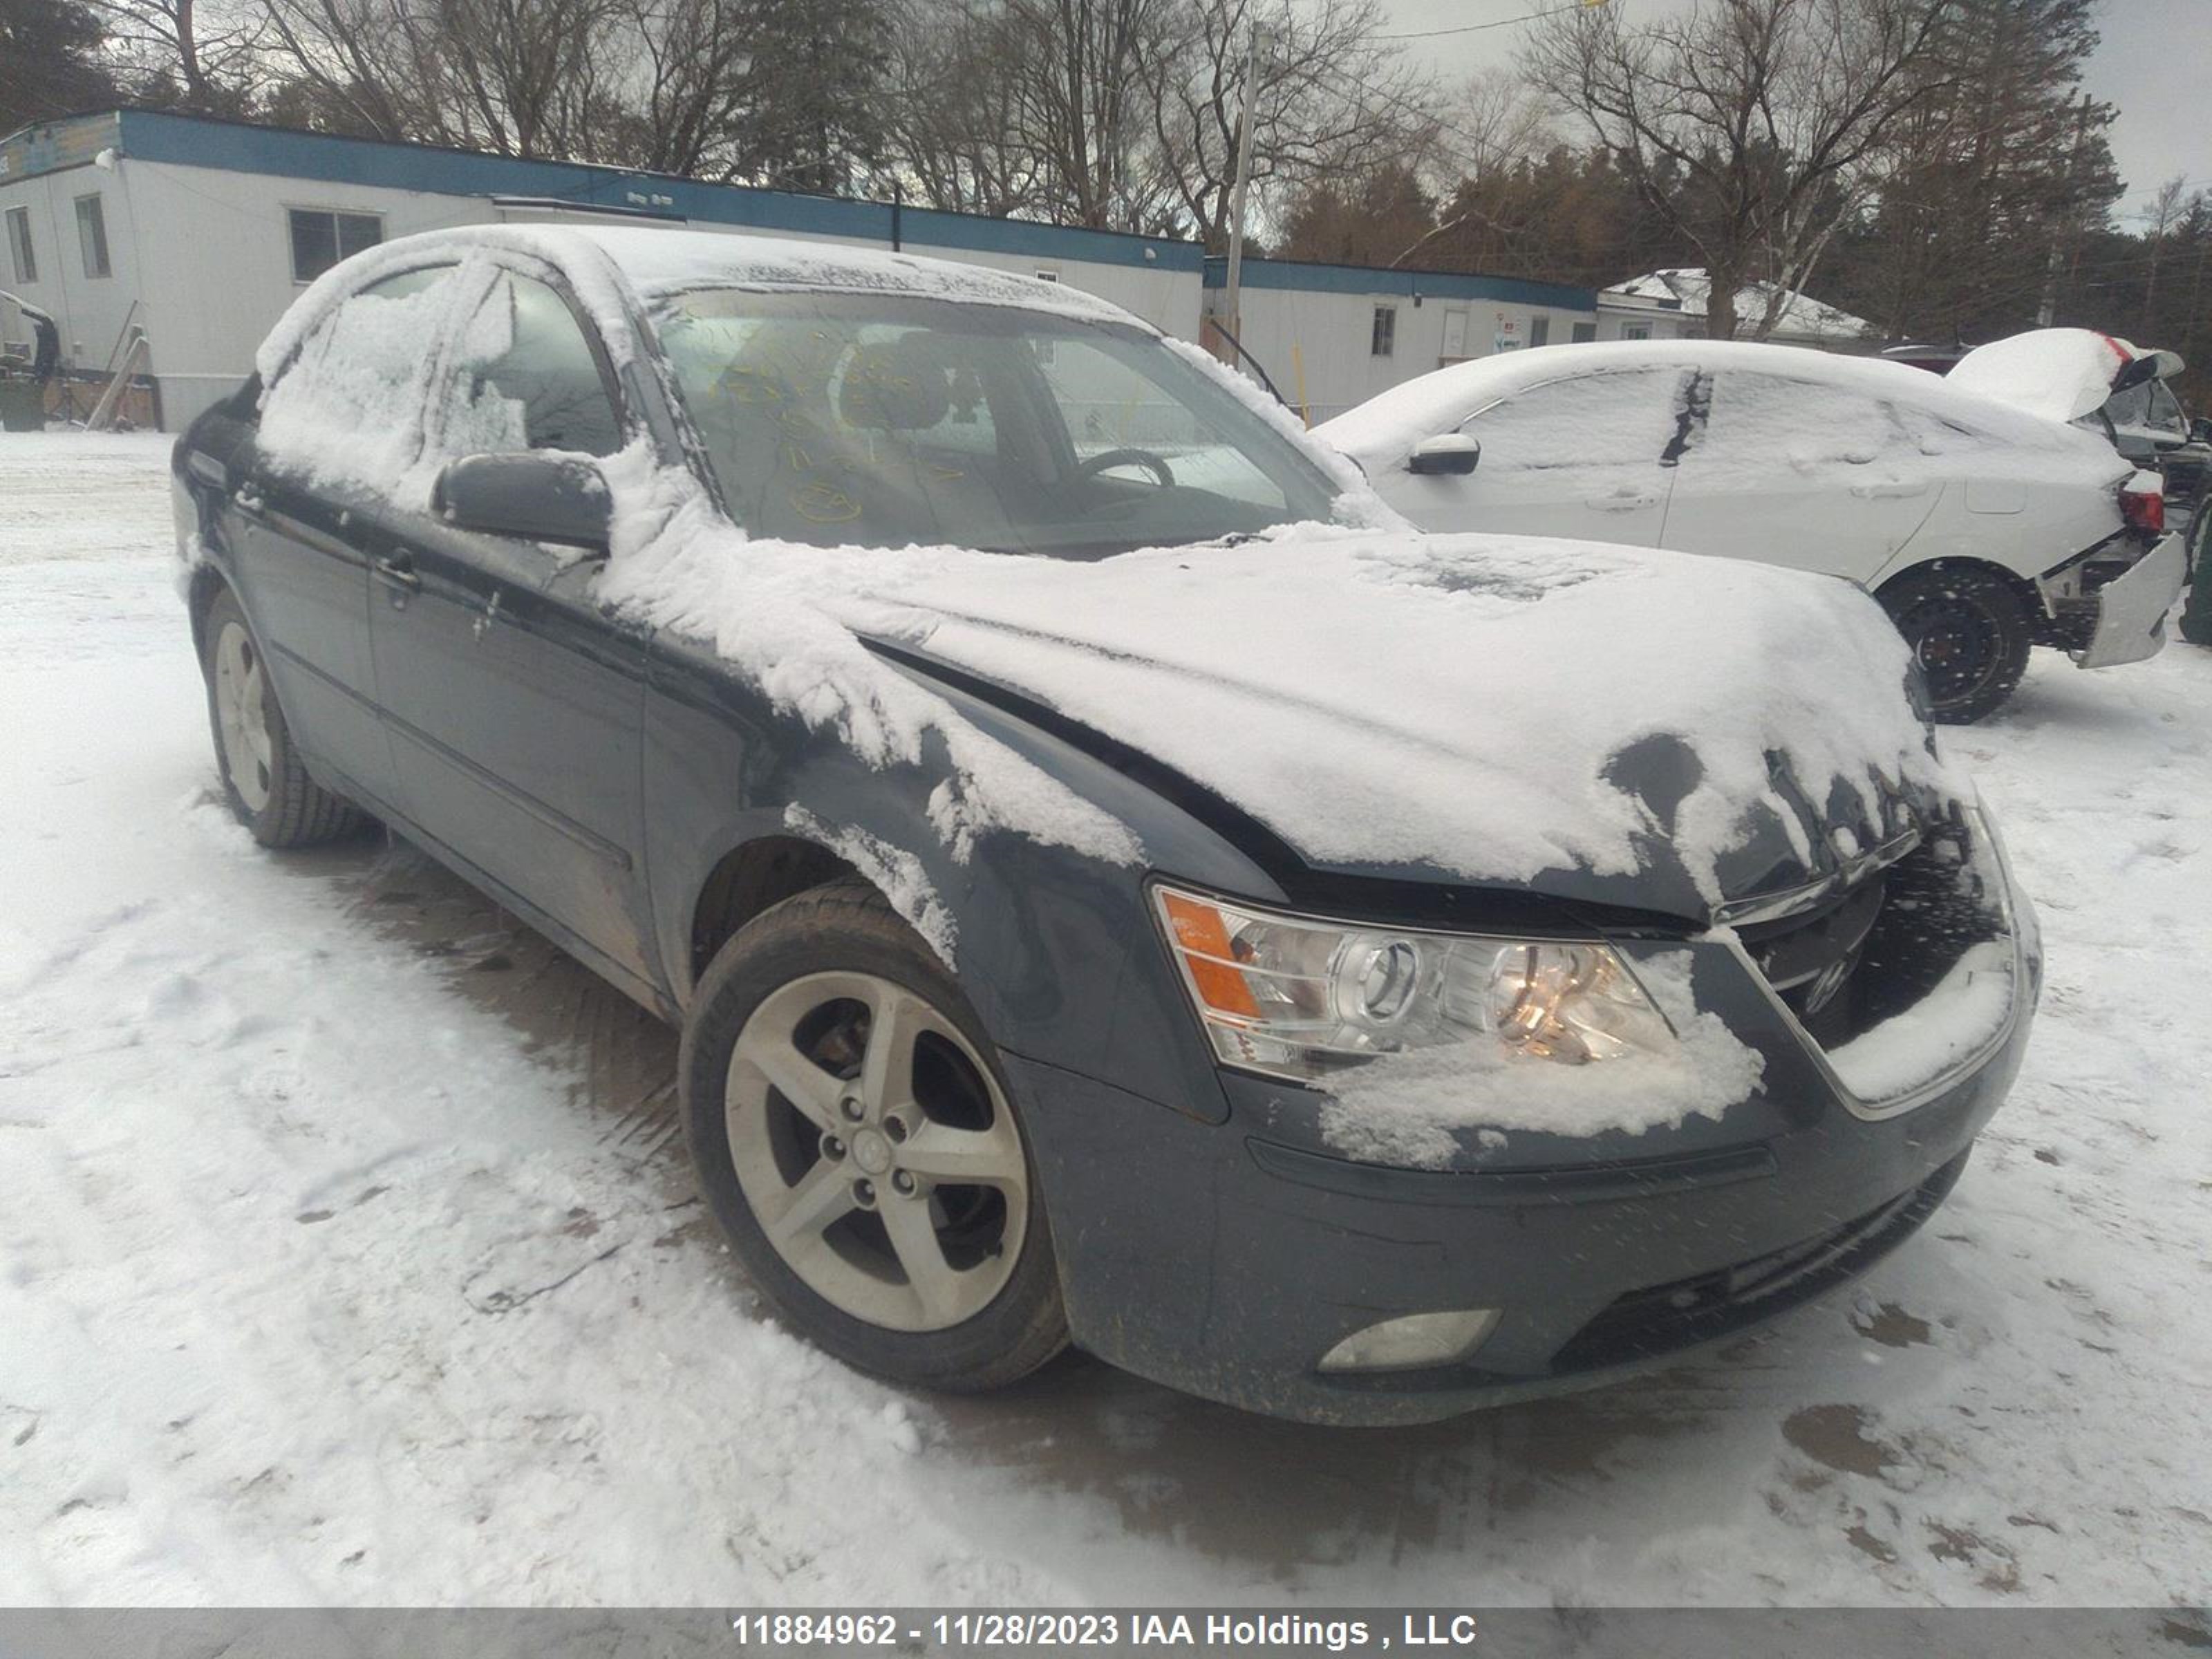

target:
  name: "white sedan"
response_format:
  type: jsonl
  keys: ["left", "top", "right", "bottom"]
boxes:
{"left": 1318, "top": 340, "right": 2185, "bottom": 722}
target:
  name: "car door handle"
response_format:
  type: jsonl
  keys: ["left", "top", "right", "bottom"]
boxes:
{"left": 1585, "top": 491, "right": 1661, "bottom": 511}
{"left": 373, "top": 554, "right": 422, "bottom": 594}
{"left": 1850, "top": 479, "right": 1927, "bottom": 499}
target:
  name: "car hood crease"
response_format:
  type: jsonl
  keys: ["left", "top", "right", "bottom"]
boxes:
{"left": 823, "top": 527, "right": 1961, "bottom": 924}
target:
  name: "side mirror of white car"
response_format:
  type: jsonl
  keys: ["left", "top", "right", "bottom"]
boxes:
{"left": 1409, "top": 433, "right": 1481, "bottom": 476}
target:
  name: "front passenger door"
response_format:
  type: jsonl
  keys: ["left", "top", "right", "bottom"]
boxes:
{"left": 1401, "top": 366, "right": 1691, "bottom": 547}
{"left": 232, "top": 263, "right": 462, "bottom": 810}
{"left": 368, "top": 265, "right": 657, "bottom": 991}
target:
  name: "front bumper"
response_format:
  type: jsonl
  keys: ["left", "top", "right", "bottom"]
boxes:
{"left": 1008, "top": 903, "right": 2038, "bottom": 1427}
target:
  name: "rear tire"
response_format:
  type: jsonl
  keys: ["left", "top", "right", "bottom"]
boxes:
{"left": 679, "top": 877, "right": 1068, "bottom": 1393}
{"left": 200, "top": 588, "right": 364, "bottom": 847}
{"left": 1876, "top": 566, "right": 2032, "bottom": 724}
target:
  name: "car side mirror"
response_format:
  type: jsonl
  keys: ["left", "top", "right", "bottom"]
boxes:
{"left": 433, "top": 451, "right": 613, "bottom": 554}
{"left": 1409, "top": 433, "right": 1480, "bottom": 476}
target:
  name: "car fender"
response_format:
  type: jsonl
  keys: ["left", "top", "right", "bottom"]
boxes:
{"left": 639, "top": 632, "right": 1274, "bottom": 1117}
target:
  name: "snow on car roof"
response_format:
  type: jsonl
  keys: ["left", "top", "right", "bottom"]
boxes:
{"left": 561, "top": 225, "right": 1138, "bottom": 317}
{"left": 256, "top": 223, "right": 1147, "bottom": 386}
{"left": 1315, "top": 337, "right": 2126, "bottom": 469}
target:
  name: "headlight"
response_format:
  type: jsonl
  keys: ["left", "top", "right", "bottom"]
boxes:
{"left": 1152, "top": 883, "right": 1677, "bottom": 1083}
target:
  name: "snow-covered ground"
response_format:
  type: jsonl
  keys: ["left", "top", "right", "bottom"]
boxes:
{"left": 2, "top": 432, "right": 2208, "bottom": 1606}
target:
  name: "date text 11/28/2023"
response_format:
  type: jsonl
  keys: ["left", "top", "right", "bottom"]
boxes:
{"left": 725, "top": 1613, "right": 1484, "bottom": 1651}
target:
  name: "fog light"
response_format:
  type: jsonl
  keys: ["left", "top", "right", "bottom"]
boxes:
{"left": 1317, "top": 1309, "right": 1499, "bottom": 1374}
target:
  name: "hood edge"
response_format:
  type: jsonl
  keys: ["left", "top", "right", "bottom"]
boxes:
{"left": 860, "top": 634, "right": 1703, "bottom": 937}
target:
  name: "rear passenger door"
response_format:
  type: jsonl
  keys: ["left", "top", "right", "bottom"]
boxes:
{"left": 1422, "top": 366, "right": 1690, "bottom": 547}
{"left": 367, "top": 262, "right": 657, "bottom": 991}
{"left": 1660, "top": 371, "right": 1943, "bottom": 584}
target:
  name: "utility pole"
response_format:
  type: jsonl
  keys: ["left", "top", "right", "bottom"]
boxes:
{"left": 1221, "top": 20, "right": 1270, "bottom": 357}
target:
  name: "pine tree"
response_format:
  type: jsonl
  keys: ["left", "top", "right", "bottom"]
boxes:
{"left": 0, "top": 0, "right": 118, "bottom": 137}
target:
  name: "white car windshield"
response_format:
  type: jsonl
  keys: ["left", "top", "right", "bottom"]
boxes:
{"left": 654, "top": 289, "right": 1341, "bottom": 556}
{"left": 2095, "top": 376, "right": 2187, "bottom": 439}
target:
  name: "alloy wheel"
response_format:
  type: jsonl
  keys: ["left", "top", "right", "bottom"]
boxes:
{"left": 214, "top": 619, "right": 274, "bottom": 813}
{"left": 724, "top": 970, "right": 1029, "bottom": 1332}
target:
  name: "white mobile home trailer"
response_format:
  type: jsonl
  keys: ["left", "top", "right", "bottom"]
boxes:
{"left": 1203, "top": 257, "right": 1600, "bottom": 427}
{"left": 0, "top": 110, "right": 1207, "bottom": 432}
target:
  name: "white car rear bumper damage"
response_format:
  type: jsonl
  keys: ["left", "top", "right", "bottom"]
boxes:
{"left": 2074, "top": 533, "right": 2186, "bottom": 670}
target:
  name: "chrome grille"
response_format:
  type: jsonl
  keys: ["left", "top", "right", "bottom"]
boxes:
{"left": 1735, "top": 820, "right": 2007, "bottom": 1054}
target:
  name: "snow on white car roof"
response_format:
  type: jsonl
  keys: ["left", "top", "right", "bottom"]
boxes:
{"left": 1315, "top": 337, "right": 2118, "bottom": 469}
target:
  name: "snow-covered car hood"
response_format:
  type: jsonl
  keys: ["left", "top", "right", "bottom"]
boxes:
{"left": 1948, "top": 327, "right": 2180, "bottom": 424}
{"left": 831, "top": 526, "right": 1960, "bottom": 924}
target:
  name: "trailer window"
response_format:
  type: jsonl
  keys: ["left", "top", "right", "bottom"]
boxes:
{"left": 6, "top": 207, "right": 33, "bottom": 284}
{"left": 75, "top": 196, "right": 110, "bottom": 279}
{"left": 289, "top": 209, "right": 385, "bottom": 284}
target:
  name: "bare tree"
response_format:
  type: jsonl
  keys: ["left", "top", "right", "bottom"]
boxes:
{"left": 84, "top": 0, "right": 264, "bottom": 110}
{"left": 256, "top": 0, "right": 890, "bottom": 187}
{"left": 1524, "top": 0, "right": 1955, "bottom": 339}
{"left": 257, "top": 0, "right": 424, "bottom": 139}
{"left": 2138, "top": 174, "right": 2186, "bottom": 333}
{"left": 879, "top": 0, "right": 1051, "bottom": 216}
{"left": 1443, "top": 65, "right": 1555, "bottom": 182}
{"left": 877, "top": 0, "right": 1177, "bottom": 231}
{"left": 1002, "top": 0, "right": 1181, "bottom": 230}
{"left": 600, "top": 0, "right": 767, "bottom": 176}
{"left": 1145, "top": 0, "right": 1437, "bottom": 250}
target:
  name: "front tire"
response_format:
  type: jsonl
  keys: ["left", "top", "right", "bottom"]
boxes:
{"left": 679, "top": 878, "right": 1068, "bottom": 1393}
{"left": 200, "top": 589, "right": 363, "bottom": 846}
{"left": 1876, "top": 566, "right": 2032, "bottom": 724}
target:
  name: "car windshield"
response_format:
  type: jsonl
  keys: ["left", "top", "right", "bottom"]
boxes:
{"left": 653, "top": 288, "right": 1341, "bottom": 556}
{"left": 2098, "top": 376, "right": 2187, "bottom": 437}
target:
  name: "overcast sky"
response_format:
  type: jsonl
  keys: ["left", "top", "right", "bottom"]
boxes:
{"left": 1376, "top": 0, "right": 2212, "bottom": 222}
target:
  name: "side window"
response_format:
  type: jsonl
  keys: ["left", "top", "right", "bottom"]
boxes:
{"left": 1696, "top": 373, "right": 1907, "bottom": 471}
{"left": 1034, "top": 336, "right": 1289, "bottom": 508}
{"left": 289, "top": 208, "right": 384, "bottom": 284}
{"left": 440, "top": 272, "right": 624, "bottom": 458}
{"left": 257, "top": 265, "right": 463, "bottom": 491}
{"left": 6, "top": 207, "right": 34, "bottom": 283}
{"left": 1460, "top": 368, "right": 1689, "bottom": 474}
{"left": 75, "top": 194, "right": 111, "bottom": 279}
{"left": 1371, "top": 306, "right": 1397, "bottom": 357}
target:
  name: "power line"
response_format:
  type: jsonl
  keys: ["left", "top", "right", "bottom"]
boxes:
{"left": 1378, "top": 1, "right": 1600, "bottom": 41}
